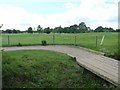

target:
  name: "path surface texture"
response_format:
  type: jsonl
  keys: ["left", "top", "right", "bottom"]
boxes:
{"left": 3, "top": 45, "right": 119, "bottom": 86}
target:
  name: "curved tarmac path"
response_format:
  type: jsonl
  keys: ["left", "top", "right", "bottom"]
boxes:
{"left": 3, "top": 45, "right": 119, "bottom": 86}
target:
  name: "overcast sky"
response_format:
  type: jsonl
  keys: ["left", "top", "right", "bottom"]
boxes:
{"left": 0, "top": 0, "right": 118, "bottom": 30}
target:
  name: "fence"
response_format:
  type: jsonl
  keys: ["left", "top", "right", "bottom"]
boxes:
{"left": 2, "top": 33, "right": 101, "bottom": 47}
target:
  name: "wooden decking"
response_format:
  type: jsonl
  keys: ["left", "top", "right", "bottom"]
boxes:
{"left": 3, "top": 45, "right": 119, "bottom": 86}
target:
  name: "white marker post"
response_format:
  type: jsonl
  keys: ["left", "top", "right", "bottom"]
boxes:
{"left": 100, "top": 35, "right": 105, "bottom": 46}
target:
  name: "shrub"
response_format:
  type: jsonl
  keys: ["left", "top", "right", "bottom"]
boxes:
{"left": 18, "top": 43, "right": 22, "bottom": 46}
{"left": 41, "top": 40, "right": 47, "bottom": 46}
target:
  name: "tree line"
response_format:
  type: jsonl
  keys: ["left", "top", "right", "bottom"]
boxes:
{"left": 2, "top": 22, "right": 119, "bottom": 34}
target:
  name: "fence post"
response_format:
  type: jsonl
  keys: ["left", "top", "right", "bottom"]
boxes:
{"left": 53, "top": 35, "right": 55, "bottom": 44}
{"left": 96, "top": 36, "right": 98, "bottom": 47}
{"left": 8, "top": 35, "right": 10, "bottom": 46}
{"left": 100, "top": 35, "right": 105, "bottom": 46}
{"left": 74, "top": 35, "right": 76, "bottom": 46}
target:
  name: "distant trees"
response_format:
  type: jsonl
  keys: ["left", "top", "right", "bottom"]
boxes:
{"left": 79, "top": 22, "right": 88, "bottom": 33}
{"left": 87, "top": 27, "right": 93, "bottom": 32}
{"left": 52, "top": 23, "right": 88, "bottom": 33}
{"left": 2, "top": 29, "right": 21, "bottom": 34}
{"left": 37, "top": 25, "right": 42, "bottom": 34}
{"left": 5, "top": 29, "right": 12, "bottom": 33}
{"left": 36, "top": 23, "right": 116, "bottom": 34}
{"left": 94, "top": 26, "right": 104, "bottom": 32}
{"left": 104, "top": 27, "right": 115, "bottom": 32}
{"left": 2, "top": 22, "right": 119, "bottom": 34}
{"left": 69, "top": 24, "right": 79, "bottom": 33}
{"left": 53, "top": 26, "right": 63, "bottom": 33}
{"left": 44, "top": 27, "right": 51, "bottom": 34}
{"left": 116, "top": 29, "right": 120, "bottom": 32}
{"left": 13, "top": 29, "right": 18, "bottom": 33}
{"left": 95, "top": 26, "right": 115, "bottom": 32}
{"left": 63, "top": 27, "right": 69, "bottom": 33}
{"left": 27, "top": 27, "right": 33, "bottom": 33}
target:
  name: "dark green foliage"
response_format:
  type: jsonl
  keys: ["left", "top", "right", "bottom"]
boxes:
{"left": 95, "top": 26, "right": 115, "bottom": 32}
{"left": 12, "top": 29, "right": 18, "bottom": 33}
{"left": 2, "top": 22, "right": 117, "bottom": 34}
{"left": 53, "top": 26, "right": 63, "bottom": 33}
{"left": 27, "top": 27, "right": 33, "bottom": 33}
{"left": 79, "top": 22, "right": 88, "bottom": 33}
{"left": 44, "top": 27, "right": 51, "bottom": 34}
{"left": 69, "top": 24, "right": 80, "bottom": 33}
{"left": 18, "top": 43, "right": 22, "bottom": 46}
{"left": 5, "top": 29, "right": 12, "bottom": 34}
{"left": 116, "top": 29, "right": 120, "bottom": 32}
{"left": 95, "top": 26, "right": 104, "bottom": 32}
{"left": 41, "top": 40, "right": 47, "bottom": 46}
{"left": 2, "top": 29, "right": 22, "bottom": 34}
{"left": 37, "top": 25, "right": 42, "bottom": 34}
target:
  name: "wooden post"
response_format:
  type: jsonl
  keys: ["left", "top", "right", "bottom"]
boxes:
{"left": 96, "top": 36, "right": 98, "bottom": 47}
{"left": 53, "top": 35, "right": 55, "bottom": 44}
{"left": 8, "top": 35, "right": 10, "bottom": 46}
{"left": 74, "top": 36, "right": 76, "bottom": 46}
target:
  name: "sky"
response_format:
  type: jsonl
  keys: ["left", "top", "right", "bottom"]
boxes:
{"left": 0, "top": 0, "right": 119, "bottom": 31}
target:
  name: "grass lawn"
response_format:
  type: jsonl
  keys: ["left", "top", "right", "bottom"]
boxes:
{"left": 2, "top": 50, "right": 116, "bottom": 88}
{"left": 2, "top": 32, "right": 119, "bottom": 60}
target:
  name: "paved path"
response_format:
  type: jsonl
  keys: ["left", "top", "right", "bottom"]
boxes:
{"left": 3, "top": 45, "right": 119, "bottom": 86}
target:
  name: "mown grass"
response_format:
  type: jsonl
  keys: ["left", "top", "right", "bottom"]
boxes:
{"left": 2, "top": 32, "right": 119, "bottom": 60}
{"left": 2, "top": 32, "right": 118, "bottom": 53}
{"left": 2, "top": 50, "right": 116, "bottom": 88}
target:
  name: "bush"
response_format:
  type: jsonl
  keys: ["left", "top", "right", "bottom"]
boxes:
{"left": 41, "top": 40, "right": 47, "bottom": 46}
{"left": 18, "top": 43, "right": 22, "bottom": 46}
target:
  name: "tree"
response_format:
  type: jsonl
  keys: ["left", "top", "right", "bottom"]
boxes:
{"left": 94, "top": 26, "right": 104, "bottom": 32}
{"left": 104, "top": 27, "right": 114, "bottom": 32}
{"left": 53, "top": 26, "right": 63, "bottom": 33}
{"left": 116, "top": 29, "right": 120, "bottom": 32}
{"left": 13, "top": 29, "right": 18, "bottom": 33}
{"left": 87, "top": 27, "right": 94, "bottom": 32}
{"left": 16, "top": 30, "right": 22, "bottom": 33}
{"left": 5, "top": 29, "right": 12, "bottom": 34}
{"left": 27, "top": 27, "right": 33, "bottom": 33}
{"left": 44, "top": 27, "right": 51, "bottom": 34}
{"left": 95, "top": 26, "right": 115, "bottom": 32}
{"left": 63, "top": 27, "right": 70, "bottom": 33}
{"left": 69, "top": 24, "right": 79, "bottom": 33}
{"left": 2, "top": 30, "right": 4, "bottom": 33}
{"left": 37, "top": 25, "right": 42, "bottom": 34}
{"left": 79, "top": 22, "right": 88, "bottom": 33}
